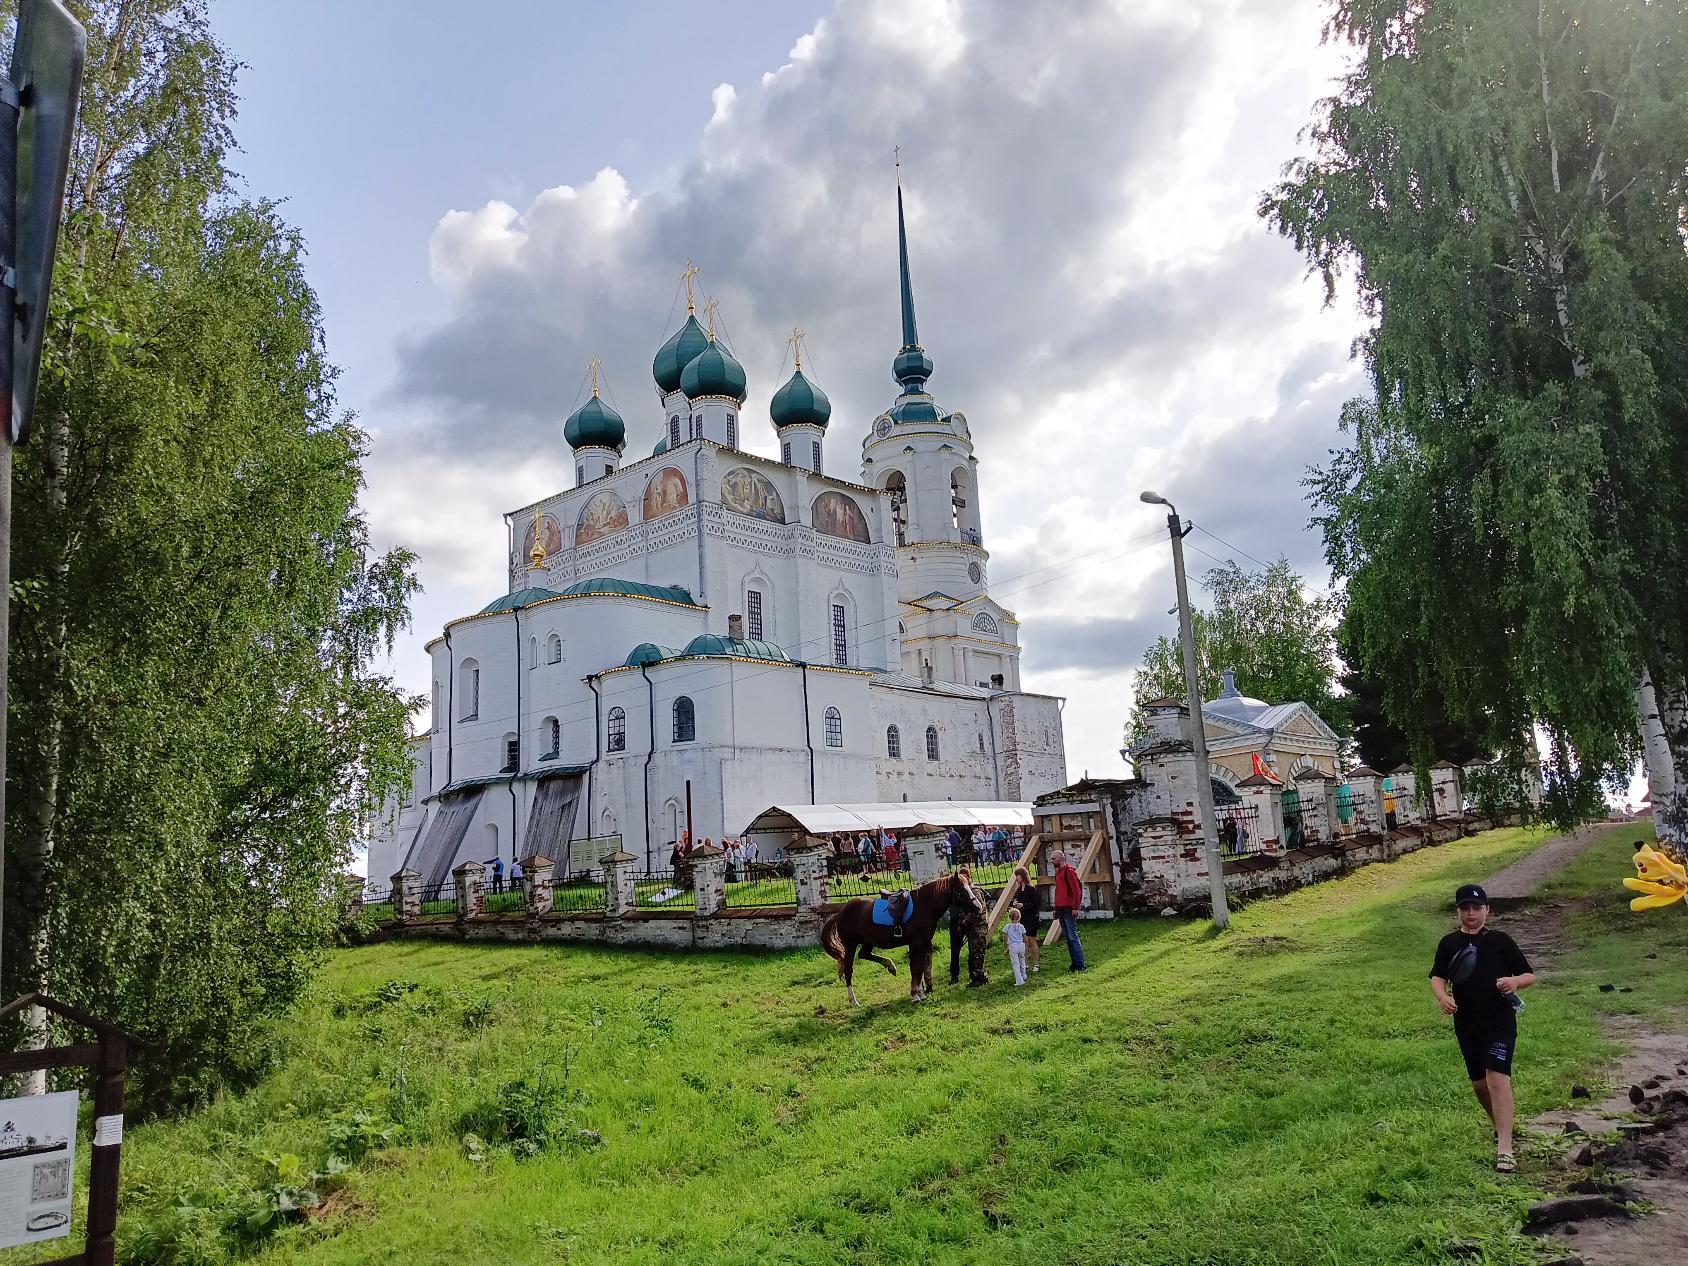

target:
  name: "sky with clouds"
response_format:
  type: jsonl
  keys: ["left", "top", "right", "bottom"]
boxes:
{"left": 214, "top": 0, "right": 1368, "bottom": 786}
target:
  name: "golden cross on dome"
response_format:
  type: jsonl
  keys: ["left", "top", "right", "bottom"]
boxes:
{"left": 787, "top": 325, "right": 806, "bottom": 370}
{"left": 702, "top": 296, "right": 719, "bottom": 341}
{"left": 587, "top": 354, "right": 602, "bottom": 397}
{"left": 680, "top": 260, "right": 701, "bottom": 314}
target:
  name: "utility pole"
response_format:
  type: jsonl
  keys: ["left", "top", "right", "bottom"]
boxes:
{"left": 1141, "top": 490, "right": 1229, "bottom": 930}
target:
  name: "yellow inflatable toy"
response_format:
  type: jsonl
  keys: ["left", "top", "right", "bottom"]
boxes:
{"left": 1623, "top": 843, "right": 1688, "bottom": 911}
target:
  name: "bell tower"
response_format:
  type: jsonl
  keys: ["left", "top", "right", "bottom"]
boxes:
{"left": 859, "top": 159, "right": 1017, "bottom": 690}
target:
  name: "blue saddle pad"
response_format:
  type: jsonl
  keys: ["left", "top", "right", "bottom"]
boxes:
{"left": 871, "top": 895, "right": 913, "bottom": 927}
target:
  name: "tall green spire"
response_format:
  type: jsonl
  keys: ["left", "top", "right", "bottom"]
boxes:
{"left": 892, "top": 158, "right": 935, "bottom": 392}
{"left": 897, "top": 180, "right": 919, "bottom": 350}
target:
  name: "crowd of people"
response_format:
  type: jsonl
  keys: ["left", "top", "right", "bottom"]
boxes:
{"left": 821, "top": 823, "right": 1027, "bottom": 874}
{"left": 667, "top": 834, "right": 764, "bottom": 882}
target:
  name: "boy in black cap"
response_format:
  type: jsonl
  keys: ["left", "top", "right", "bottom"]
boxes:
{"left": 1429, "top": 883, "right": 1536, "bottom": 1172}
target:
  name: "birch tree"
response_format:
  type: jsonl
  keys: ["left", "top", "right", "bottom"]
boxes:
{"left": 2, "top": 0, "right": 417, "bottom": 1106}
{"left": 1264, "top": 0, "right": 1688, "bottom": 841}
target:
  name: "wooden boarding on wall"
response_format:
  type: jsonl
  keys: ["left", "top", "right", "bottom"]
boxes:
{"left": 1043, "top": 828, "right": 1108, "bottom": 949}
{"left": 984, "top": 833, "right": 1041, "bottom": 938}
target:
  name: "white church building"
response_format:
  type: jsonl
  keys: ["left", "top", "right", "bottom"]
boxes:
{"left": 369, "top": 186, "right": 1068, "bottom": 885}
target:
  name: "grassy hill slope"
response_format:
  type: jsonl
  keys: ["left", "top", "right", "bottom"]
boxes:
{"left": 80, "top": 826, "right": 1688, "bottom": 1264}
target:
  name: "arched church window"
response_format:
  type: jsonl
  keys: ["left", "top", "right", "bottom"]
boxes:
{"left": 926, "top": 725, "right": 940, "bottom": 761}
{"left": 543, "top": 716, "right": 560, "bottom": 758}
{"left": 576, "top": 463, "right": 584, "bottom": 484}
{"left": 811, "top": 440, "right": 822, "bottom": 473}
{"left": 669, "top": 416, "right": 681, "bottom": 448}
{"left": 673, "top": 696, "right": 696, "bottom": 744}
{"left": 885, "top": 472, "right": 908, "bottom": 547}
{"left": 459, "top": 659, "right": 480, "bottom": 721}
{"left": 607, "top": 707, "right": 626, "bottom": 753}
{"left": 971, "top": 613, "right": 999, "bottom": 635}
{"left": 830, "top": 602, "right": 849, "bottom": 667}
{"left": 501, "top": 733, "right": 519, "bottom": 772}
{"left": 727, "top": 412, "right": 738, "bottom": 448}
{"left": 824, "top": 707, "right": 843, "bottom": 748}
{"left": 745, "top": 587, "right": 765, "bottom": 640}
{"left": 547, "top": 633, "right": 562, "bottom": 664}
{"left": 886, "top": 724, "right": 901, "bottom": 759}
{"left": 782, "top": 440, "right": 792, "bottom": 465}
{"left": 529, "top": 637, "right": 538, "bottom": 669}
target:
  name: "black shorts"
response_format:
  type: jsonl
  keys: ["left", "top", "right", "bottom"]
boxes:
{"left": 1456, "top": 1021, "right": 1516, "bottom": 1080}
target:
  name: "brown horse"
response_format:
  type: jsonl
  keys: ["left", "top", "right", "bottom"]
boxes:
{"left": 820, "top": 871, "right": 986, "bottom": 1005}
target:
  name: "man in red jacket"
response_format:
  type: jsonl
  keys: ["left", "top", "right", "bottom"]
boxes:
{"left": 1051, "top": 851, "right": 1086, "bottom": 972}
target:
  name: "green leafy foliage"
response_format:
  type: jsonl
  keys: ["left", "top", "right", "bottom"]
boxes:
{"left": 1262, "top": 0, "right": 1688, "bottom": 815}
{"left": 1129, "top": 557, "right": 1348, "bottom": 739}
{"left": 0, "top": 0, "right": 417, "bottom": 1107}
{"left": 461, "top": 1064, "right": 582, "bottom": 1161}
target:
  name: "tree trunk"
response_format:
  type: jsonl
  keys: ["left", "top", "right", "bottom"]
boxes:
{"left": 14, "top": 403, "right": 70, "bottom": 1092}
{"left": 1637, "top": 669, "right": 1676, "bottom": 812}
{"left": 1655, "top": 675, "right": 1688, "bottom": 850}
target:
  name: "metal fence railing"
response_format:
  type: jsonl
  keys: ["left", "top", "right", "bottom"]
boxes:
{"left": 633, "top": 869, "right": 692, "bottom": 911}
{"left": 1216, "top": 804, "right": 1264, "bottom": 858}
{"left": 357, "top": 884, "right": 395, "bottom": 922}
{"left": 418, "top": 881, "right": 459, "bottom": 917}
{"left": 483, "top": 885, "right": 526, "bottom": 915}
{"left": 723, "top": 867, "right": 797, "bottom": 909}
{"left": 552, "top": 871, "right": 608, "bottom": 915}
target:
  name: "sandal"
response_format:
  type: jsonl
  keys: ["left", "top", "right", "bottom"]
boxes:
{"left": 1495, "top": 1153, "right": 1517, "bottom": 1173}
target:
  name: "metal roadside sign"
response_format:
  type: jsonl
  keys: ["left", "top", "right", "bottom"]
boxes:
{"left": 8, "top": 0, "right": 85, "bottom": 443}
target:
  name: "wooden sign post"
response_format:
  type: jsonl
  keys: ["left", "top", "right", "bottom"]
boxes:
{"left": 0, "top": 993, "right": 133, "bottom": 1265}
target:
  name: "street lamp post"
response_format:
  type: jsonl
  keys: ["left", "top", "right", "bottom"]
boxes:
{"left": 1140, "top": 490, "right": 1229, "bottom": 930}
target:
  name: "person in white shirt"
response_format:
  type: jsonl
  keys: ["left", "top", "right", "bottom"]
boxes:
{"left": 1003, "top": 908, "right": 1030, "bottom": 986}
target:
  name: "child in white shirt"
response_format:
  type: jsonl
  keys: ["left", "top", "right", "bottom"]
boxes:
{"left": 1003, "top": 908, "right": 1029, "bottom": 986}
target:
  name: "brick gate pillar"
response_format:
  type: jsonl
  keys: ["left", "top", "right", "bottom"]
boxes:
{"left": 603, "top": 851, "right": 638, "bottom": 918}
{"left": 390, "top": 868, "right": 421, "bottom": 924}
{"left": 689, "top": 845, "right": 725, "bottom": 917}
{"left": 789, "top": 840, "right": 831, "bottom": 911}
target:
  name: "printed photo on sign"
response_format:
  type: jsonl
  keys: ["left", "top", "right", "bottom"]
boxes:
{"left": 0, "top": 1090, "right": 78, "bottom": 1249}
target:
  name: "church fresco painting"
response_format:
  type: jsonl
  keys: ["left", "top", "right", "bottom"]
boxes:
{"left": 642, "top": 466, "right": 689, "bottom": 520}
{"left": 576, "top": 489, "right": 630, "bottom": 546}
{"left": 719, "top": 467, "right": 785, "bottom": 523}
{"left": 811, "top": 490, "right": 871, "bottom": 543}
{"left": 521, "top": 513, "right": 563, "bottom": 562}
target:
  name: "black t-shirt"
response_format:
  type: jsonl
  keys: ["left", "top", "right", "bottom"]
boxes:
{"left": 1015, "top": 882, "right": 1041, "bottom": 924}
{"left": 1430, "top": 929, "right": 1531, "bottom": 1029}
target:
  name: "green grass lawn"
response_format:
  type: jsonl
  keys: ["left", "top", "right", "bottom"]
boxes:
{"left": 55, "top": 824, "right": 1688, "bottom": 1265}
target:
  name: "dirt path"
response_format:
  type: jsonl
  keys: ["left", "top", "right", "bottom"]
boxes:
{"left": 1483, "top": 824, "right": 1607, "bottom": 903}
{"left": 1489, "top": 824, "right": 1688, "bottom": 1265}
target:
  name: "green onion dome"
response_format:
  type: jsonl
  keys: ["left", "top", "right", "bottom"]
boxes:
{"left": 652, "top": 314, "right": 710, "bottom": 395}
{"left": 770, "top": 367, "right": 831, "bottom": 430}
{"left": 680, "top": 339, "right": 748, "bottom": 402}
{"left": 563, "top": 395, "right": 625, "bottom": 450}
{"left": 652, "top": 434, "right": 669, "bottom": 456}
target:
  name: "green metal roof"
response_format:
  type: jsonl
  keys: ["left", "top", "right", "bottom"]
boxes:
{"left": 680, "top": 339, "right": 748, "bottom": 402}
{"left": 770, "top": 366, "right": 832, "bottom": 430}
{"left": 479, "top": 587, "right": 565, "bottom": 613}
{"left": 680, "top": 634, "right": 790, "bottom": 661}
{"left": 564, "top": 395, "right": 626, "bottom": 450}
{"left": 652, "top": 314, "right": 710, "bottom": 395}
{"left": 560, "top": 577, "right": 700, "bottom": 606}
{"left": 625, "top": 643, "right": 677, "bottom": 667}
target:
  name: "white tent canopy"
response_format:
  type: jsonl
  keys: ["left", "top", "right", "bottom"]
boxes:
{"left": 742, "top": 801, "right": 1034, "bottom": 838}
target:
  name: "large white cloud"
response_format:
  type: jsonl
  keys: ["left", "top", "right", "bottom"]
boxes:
{"left": 366, "top": 0, "right": 1362, "bottom": 779}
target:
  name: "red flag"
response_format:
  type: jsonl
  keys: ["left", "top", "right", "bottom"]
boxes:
{"left": 1252, "top": 752, "right": 1282, "bottom": 784}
